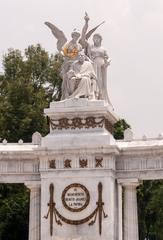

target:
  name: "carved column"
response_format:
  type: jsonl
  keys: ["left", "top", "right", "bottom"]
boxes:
{"left": 117, "top": 182, "right": 123, "bottom": 240}
{"left": 26, "top": 182, "right": 41, "bottom": 240}
{"left": 122, "top": 179, "right": 140, "bottom": 240}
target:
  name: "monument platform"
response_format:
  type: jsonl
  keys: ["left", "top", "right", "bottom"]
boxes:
{"left": 39, "top": 99, "right": 119, "bottom": 240}
{"left": 42, "top": 99, "right": 118, "bottom": 150}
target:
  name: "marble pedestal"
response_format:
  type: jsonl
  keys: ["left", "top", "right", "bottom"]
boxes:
{"left": 40, "top": 99, "right": 118, "bottom": 240}
{"left": 41, "top": 99, "right": 117, "bottom": 149}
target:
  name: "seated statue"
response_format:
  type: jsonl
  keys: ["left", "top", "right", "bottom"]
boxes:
{"left": 45, "top": 13, "right": 106, "bottom": 101}
{"left": 67, "top": 53, "right": 98, "bottom": 100}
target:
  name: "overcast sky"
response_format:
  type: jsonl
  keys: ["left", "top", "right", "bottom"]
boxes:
{"left": 0, "top": 0, "right": 163, "bottom": 138}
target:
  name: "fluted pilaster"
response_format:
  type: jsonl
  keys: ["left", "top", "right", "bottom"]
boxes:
{"left": 25, "top": 182, "right": 41, "bottom": 240}
{"left": 123, "top": 180, "right": 140, "bottom": 240}
{"left": 117, "top": 182, "right": 123, "bottom": 240}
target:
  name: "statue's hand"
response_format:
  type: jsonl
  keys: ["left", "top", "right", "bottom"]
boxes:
{"left": 103, "top": 60, "right": 111, "bottom": 68}
{"left": 76, "top": 73, "right": 82, "bottom": 79}
{"left": 84, "top": 12, "right": 90, "bottom": 22}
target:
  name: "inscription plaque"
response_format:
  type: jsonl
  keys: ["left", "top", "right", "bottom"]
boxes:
{"left": 62, "top": 183, "right": 90, "bottom": 212}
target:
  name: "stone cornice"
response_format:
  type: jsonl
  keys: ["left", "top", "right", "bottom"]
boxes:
{"left": 116, "top": 169, "right": 163, "bottom": 180}
{"left": 117, "top": 145, "right": 163, "bottom": 157}
{"left": 36, "top": 145, "right": 120, "bottom": 156}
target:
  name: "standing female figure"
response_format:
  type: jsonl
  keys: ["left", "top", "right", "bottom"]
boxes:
{"left": 88, "top": 33, "right": 111, "bottom": 104}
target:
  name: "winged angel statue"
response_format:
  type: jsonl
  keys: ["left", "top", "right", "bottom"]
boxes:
{"left": 45, "top": 13, "right": 111, "bottom": 103}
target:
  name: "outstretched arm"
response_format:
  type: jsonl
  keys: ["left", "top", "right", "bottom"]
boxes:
{"left": 80, "top": 12, "right": 90, "bottom": 47}
{"left": 81, "top": 12, "right": 90, "bottom": 39}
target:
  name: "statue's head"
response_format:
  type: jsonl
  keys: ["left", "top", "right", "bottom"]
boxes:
{"left": 78, "top": 52, "right": 85, "bottom": 63}
{"left": 71, "top": 29, "right": 81, "bottom": 41}
{"left": 93, "top": 33, "right": 102, "bottom": 46}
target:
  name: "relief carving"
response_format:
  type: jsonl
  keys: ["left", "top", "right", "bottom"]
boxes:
{"left": 64, "top": 159, "right": 72, "bottom": 168}
{"left": 79, "top": 159, "right": 88, "bottom": 168}
{"left": 50, "top": 116, "right": 112, "bottom": 132}
{"left": 49, "top": 160, "right": 56, "bottom": 169}
{"left": 44, "top": 182, "right": 108, "bottom": 236}
{"left": 95, "top": 157, "right": 103, "bottom": 168}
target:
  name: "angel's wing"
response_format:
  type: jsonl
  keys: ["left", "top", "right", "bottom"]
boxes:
{"left": 86, "top": 21, "right": 105, "bottom": 40}
{"left": 45, "top": 22, "right": 67, "bottom": 52}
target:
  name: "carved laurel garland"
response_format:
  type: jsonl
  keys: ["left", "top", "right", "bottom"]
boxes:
{"left": 50, "top": 116, "right": 113, "bottom": 132}
{"left": 44, "top": 182, "right": 108, "bottom": 236}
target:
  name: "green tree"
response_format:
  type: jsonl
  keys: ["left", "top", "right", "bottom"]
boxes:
{"left": 138, "top": 180, "right": 163, "bottom": 240}
{"left": 0, "top": 44, "right": 62, "bottom": 240}
{"left": 0, "top": 44, "right": 62, "bottom": 142}
{"left": 113, "top": 119, "right": 130, "bottom": 139}
{"left": 0, "top": 184, "right": 29, "bottom": 240}
{"left": 1, "top": 45, "right": 163, "bottom": 240}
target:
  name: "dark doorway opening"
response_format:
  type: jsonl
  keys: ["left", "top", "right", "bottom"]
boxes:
{"left": 138, "top": 180, "right": 163, "bottom": 240}
{"left": 0, "top": 183, "right": 29, "bottom": 240}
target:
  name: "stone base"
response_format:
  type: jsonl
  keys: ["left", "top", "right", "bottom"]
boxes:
{"left": 40, "top": 99, "right": 119, "bottom": 240}
{"left": 41, "top": 99, "right": 118, "bottom": 150}
{"left": 41, "top": 171, "right": 116, "bottom": 240}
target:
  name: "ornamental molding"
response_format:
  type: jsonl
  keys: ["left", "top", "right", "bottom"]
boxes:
{"left": 116, "top": 169, "right": 163, "bottom": 180}
{"left": 46, "top": 155, "right": 114, "bottom": 170}
{"left": 0, "top": 159, "right": 39, "bottom": 174}
{"left": 50, "top": 116, "right": 113, "bottom": 132}
{"left": 37, "top": 146, "right": 119, "bottom": 155}
{"left": 61, "top": 183, "right": 90, "bottom": 212}
{"left": 44, "top": 182, "right": 107, "bottom": 236}
{"left": 119, "top": 146, "right": 163, "bottom": 156}
{"left": 116, "top": 155, "right": 163, "bottom": 172}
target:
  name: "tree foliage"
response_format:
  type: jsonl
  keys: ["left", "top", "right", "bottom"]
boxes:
{"left": 0, "top": 44, "right": 62, "bottom": 142}
{"left": 0, "top": 184, "right": 29, "bottom": 240}
{"left": 113, "top": 119, "right": 130, "bottom": 139}
{"left": 138, "top": 180, "right": 163, "bottom": 240}
{"left": 0, "top": 45, "right": 163, "bottom": 240}
{"left": 0, "top": 44, "right": 62, "bottom": 239}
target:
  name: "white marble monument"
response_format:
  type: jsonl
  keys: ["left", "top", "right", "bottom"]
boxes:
{"left": 41, "top": 13, "right": 117, "bottom": 240}
{"left": 40, "top": 97, "right": 118, "bottom": 240}
{"left": 2, "top": 12, "right": 163, "bottom": 240}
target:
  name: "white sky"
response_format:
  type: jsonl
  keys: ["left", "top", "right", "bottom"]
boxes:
{"left": 0, "top": 0, "right": 163, "bottom": 138}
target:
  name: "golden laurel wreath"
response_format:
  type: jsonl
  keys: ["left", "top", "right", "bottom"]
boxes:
{"left": 62, "top": 46, "right": 78, "bottom": 58}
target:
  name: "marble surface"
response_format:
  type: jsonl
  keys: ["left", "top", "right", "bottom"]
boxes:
{"left": 1, "top": 99, "right": 163, "bottom": 240}
{"left": 41, "top": 170, "right": 116, "bottom": 240}
{"left": 45, "top": 13, "right": 111, "bottom": 104}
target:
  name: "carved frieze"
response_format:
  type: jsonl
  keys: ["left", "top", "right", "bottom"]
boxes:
{"left": 79, "top": 159, "right": 88, "bottom": 168}
{"left": 0, "top": 159, "right": 39, "bottom": 173}
{"left": 95, "top": 157, "right": 103, "bottom": 168}
{"left": 38, "top": 154, "right": 119, "bottom": 170}
{"left": 50, "top": 116, "right": 113, "bottom": 132}
{"left": 116, "top": 156, "right": 163, "bottom": 171}
{"left": 49, "top": 160, "right": 56, "bottom": 169}
{"left": 64, "top": 159, "right": 72, "bottom": 168}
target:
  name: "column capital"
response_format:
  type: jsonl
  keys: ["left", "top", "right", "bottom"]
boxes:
{"left": 117, "top": 178, "right": 141, "bottom": 188}
{"left": 25, "top": 181, "right": 41, "bottom": 190}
